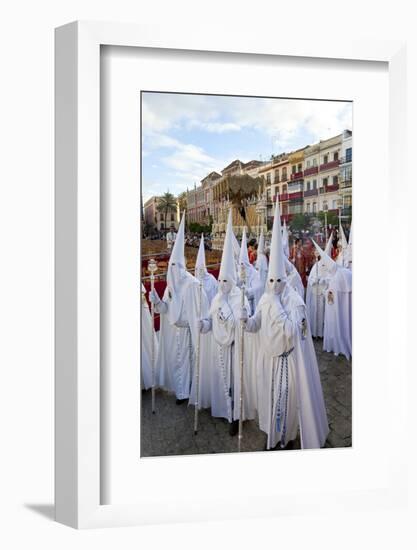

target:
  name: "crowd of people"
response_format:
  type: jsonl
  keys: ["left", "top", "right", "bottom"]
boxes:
{"left": 141, "top": 206, "right": 352, "bottom": 451}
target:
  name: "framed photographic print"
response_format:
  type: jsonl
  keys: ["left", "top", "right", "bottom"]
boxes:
{"left": 55, "top": 21, "right": 407, "bottom": 528}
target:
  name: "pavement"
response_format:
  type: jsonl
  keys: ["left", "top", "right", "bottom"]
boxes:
{"left": 140, "top": 339, "right": 351, "bottom": 456}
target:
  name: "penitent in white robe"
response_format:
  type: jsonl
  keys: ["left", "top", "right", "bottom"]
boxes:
{"left": 323, "top": 267, "right": 352, "bottom": 360}
{"left": 194, "top": 287, "right": 256, "bottom": 422}
{"left": 246, "top": 284, "right": 329, "bottom": 449}
{"left": 156, "top": 273, "right": 210, "bottom": 400}
{"left": 306, "top": 262, "right": 328, "bottom": 338}
{"left": 141, "top": 292, "right": 159, "bottom": 390}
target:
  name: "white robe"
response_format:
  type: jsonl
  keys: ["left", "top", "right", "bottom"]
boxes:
{"left": 246, "top": 284, "right": 329, "bottom": 449}
{"left": 193, "top": 287, "right": 257, "bottom": 422}
{"left": 156, "top": 273, "right": 210, "bottom": 399}
{"left": 286, "top": 262, "right": 305, "bottom": 301}
{"left": 306, "top": 262, "right": 328, "bottom": 338}
{"left": 323, "top": 267, "right": 352, "bottom": 360}
{"left": 141, "top": 293, "right": 159, "bottom": 390}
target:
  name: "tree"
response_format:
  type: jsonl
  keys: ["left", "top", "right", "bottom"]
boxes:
{"left": 156, "top": 191, "right": 177, "bottom": 231}
{"left": 289, "top": 213, "right": 312, "bottom": 232}
{"left": 317, "top": 210, "right": 339, "bottom": 228}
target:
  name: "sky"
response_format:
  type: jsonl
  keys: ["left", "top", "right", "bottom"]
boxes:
{"left": 141, "top": 92, "right": 352, "bottom": 202}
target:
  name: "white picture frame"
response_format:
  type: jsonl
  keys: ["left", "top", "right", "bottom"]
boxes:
{"left": 55, "top": 21, "right": 407, "bottom": 529}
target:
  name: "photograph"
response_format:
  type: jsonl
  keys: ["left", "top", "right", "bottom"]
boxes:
{"left": 140, "top": 91, "right": 352, "bottom": 457}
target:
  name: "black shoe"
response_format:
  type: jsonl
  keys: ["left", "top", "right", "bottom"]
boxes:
{"left": 229, "top": 420, "right": 239, "bottom": 436}
{"left": 176, "top": 398, "right": 188, "bottom": 405}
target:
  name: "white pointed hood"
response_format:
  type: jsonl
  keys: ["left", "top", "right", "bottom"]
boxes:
{"left": 282, "top": 218, "right": 290, "bottom": 258}
{"left": 348, "top": 225, "right": 352, "bottom": 246}
{"left": 267, "top": 199, "right": 286, "bottom": 281}
{"left": 339, "top": 222, "right": 348, "bottom": 251}
{"left": 258, "top": 228, "right": 265, "bottom": 256}
{"left": 166, "top": 212, "right": 192, "bottom": 325}
{"left": 168, "top": 212, "right": 185, "bottom": 272}
{"left": 312, "top": 238, "right": 337, "bottom": 276}
{"left": 239, "top": 226, "right": 250, "bottom": 268}
{"left": 324, "top": 231, "right": 333, "bottom": 256}
{"left": 195, "top": 233, "right": 207, "bottom": 277}
{"left": 231, "top": 228, "right": 241, "bottom": 262}
{"left": 219, "top": 209, "right": 237, "bottom": 284}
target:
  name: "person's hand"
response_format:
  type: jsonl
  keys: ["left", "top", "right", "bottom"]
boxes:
{"left": 198, "top": 319, "right": 205, "bottom": 332}
{"left": 149, "top": 288, "right": 160, "bottom": 305}
{"left": 240, "top": 308, "right": 248, "bottom": 322}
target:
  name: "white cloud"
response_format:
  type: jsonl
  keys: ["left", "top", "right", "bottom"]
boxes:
{"left": 142, "top": 92, "right": 352, "bottom": 147}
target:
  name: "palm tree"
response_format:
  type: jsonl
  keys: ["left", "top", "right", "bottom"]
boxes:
{"left": 156, "top": 191, "right": 177, "bottom": 231}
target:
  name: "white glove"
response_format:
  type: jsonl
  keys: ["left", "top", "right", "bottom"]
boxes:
{"left": 199, "top": 319, "right": 212, "bottom": 333}
{"left": 149, "top": 288, "right": 160, "bottom": 305}
{"left": 240, "top": 308, "right": 248, "bottom": 322}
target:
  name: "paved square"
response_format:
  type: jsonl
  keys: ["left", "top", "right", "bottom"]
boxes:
{"left": 141, "top": 339, "right": 351, "bottom": 456}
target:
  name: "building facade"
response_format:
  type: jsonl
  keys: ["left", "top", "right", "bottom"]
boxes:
{"left": 143, "top": 195, "right": 179, "bottom": 232}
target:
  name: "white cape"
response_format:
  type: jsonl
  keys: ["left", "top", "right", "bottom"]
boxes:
{"left": 323, "top": 267, "right": 352, "bottom": 359}
{"left": 156, "top": 273, "right": 210, "bottom": 399}
{"left": 192, "top": 287, "right": 257, "bottom": 422}
{"left": 306, "top": 262, "right": 327, "bottom": 338}
{"left": 247, "top": 285, "right": 329, "bottom": 449}
{"left": 141, "top": 294, "right": 159, "bottom": 390}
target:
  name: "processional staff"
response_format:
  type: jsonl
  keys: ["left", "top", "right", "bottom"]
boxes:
{"left": 193, "top": 266, "right": 204, "bottom": 435}
{"left": 238, "top": 261, "right": 247, "bottom": 452}
{"left": 315, "top": 249, "right": 320, "bottom": 340}
{"left": 147, "top": 258, "right": 158, "bottom": 414}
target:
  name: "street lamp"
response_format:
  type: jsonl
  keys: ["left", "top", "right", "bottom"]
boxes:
{"left": 323, "top": 203, "right": 328, "bottom": 241}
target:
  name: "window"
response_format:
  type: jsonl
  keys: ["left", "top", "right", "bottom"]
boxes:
{"left": 323, "top": 201, "right": 328, "bottom": 211}
{"left": 292, "top": 165, "right": 296, "bottom": 174}
{"left": 323, "top": 177, "right": 328, "bottom": 187}
{"left": 306, "top": 180, "right": 311, "bottom": 191}
{"left": 306, "top": 160, "right": 311, "bottom": 168}
{"left": 334, "top": 151, "right": 339, "bottom": 161}
{"left": 282, "top": 167, "right": 287, "bottom": 180}
{"left": 323, "top": 154, "right": 328, "bottom": 164}
{"left": 171, "top": 213, "right": 175, "bottom": 221}
{"left": 332, "top": 200, "right": 337, "bottom": 209}
{"left": 274, "top": 186, "right": 279, "bottom": 196}
{"left": 282, "top": 184, "right": 287, "bottom": 194}
{"left": 333, "top": 175, "right": 338, "bottom": 185}
{"left": 313, "top": 179, "right": 317, "bottom": 190}
{"left": 313, "top": 158, "right": 317, "bottom": 166}
{"left": 312, "top": 202, "right": 317, "bottom": 213}
{"left": 346, "top": 147, "right": 352, "bottom": 162}
{"left": 306, "top": 203, "right": 311, "bottom": 213}
{"left": 274, "top": 170, "right": 279, "bottom": 182}
{"left": 266, "top": 173, "right": 271, "bottom": 184}
{"left": 297, "top": 163, "right": 302, "bottom": 172}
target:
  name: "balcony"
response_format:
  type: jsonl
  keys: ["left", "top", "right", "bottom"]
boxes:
{"left": 339, "top": 178, "right": 352, "bottom": 189}
{"left": 281, "top": 175, "right": 288, "bottom": 182}
{"left": 304, "top": 188, "right": 318, "bottom": 197}
{"left": 289, "top": 191, "right": 303, "bottom": 201}
{"left": 304, "top": 166, "right": 318, "bottom": 177}
{"left": 339, "top": 156, "right": 352, "bottom": 165}
{"left": 290, "top": 171, "right": 303, "bottom": 181}
{"left": 324, "top": 184, "right": 340, "bottom": 193}
{"left": 279, "top": 193, "right": 289, "bottom": 202}
{"left": 320, "top": 159, "right": 340, "bottom": 172}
